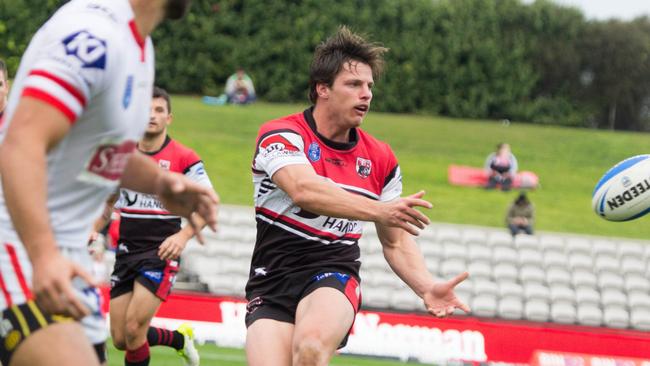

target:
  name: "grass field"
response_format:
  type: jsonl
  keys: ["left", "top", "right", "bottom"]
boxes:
{"left": 106, "top": 342, "right": 416, "bottom": 366}
{"left": 168, "top": 98, "right": 650, "bottom": 239}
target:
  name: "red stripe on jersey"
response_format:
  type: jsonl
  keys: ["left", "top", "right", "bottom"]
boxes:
{"left": 0, "top": 264, "right": 12, "bottom": 306}
{"left": 29, "top": 69, "right": 87, "bottom": 107}
{"left": 128, "top": 20, "right": 146, "bottom": 62}
{"left": 22, "top": 87, "right": 76, "bottom": 124}
{"left": 155, "top": 260, "right": 177, "bottom": 300}
{"left": 5, "top": 243, "right": 33, "bottom": 300}
{"left": 344, "top": 276, "right": 361, "bottom": 313}
{"left": 120, "top": 208, "right": 173, "bottom": 215}
{"left": 256, "top": 207, "right": 362, "bottom": 241}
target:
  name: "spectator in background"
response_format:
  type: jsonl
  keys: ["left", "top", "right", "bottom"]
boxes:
{"left": 506, "top": 192, "right": 535, "bottom": 237}
{"left": 0, "top": 59, "right": 8, "bottom": 117}
{"left": 485, "top": 142, "right": 518, "bottom": 191}
{"left": 225, "top": 67, "right": 256, "bottom": 104}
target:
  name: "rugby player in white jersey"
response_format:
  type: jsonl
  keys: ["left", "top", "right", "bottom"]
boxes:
{"left": 0, "top": 1, "right": 219, "bottom": 366}
{"left": 245, "top": 27, "right": 469, "bottom": 366}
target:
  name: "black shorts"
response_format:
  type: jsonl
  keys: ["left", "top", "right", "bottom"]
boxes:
{"left": 110, "top": 254, "right": 179, "bottom": 301}
{"left": 245, "top": 269, "right": 362, "bottom": 348}
{"left": 0, "top": 301, "right": 68, "bottom": 366}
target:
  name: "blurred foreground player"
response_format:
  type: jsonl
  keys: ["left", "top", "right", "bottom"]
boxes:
{"left": 245, "top": 26, "right": 470, "bottom": 366}
{"left": 0, "top": 1, "right": 219, "bottom": 366}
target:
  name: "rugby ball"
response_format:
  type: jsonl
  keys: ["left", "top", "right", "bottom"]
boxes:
{"left": 592, "top": 154, "right": 650, "bottom": 221}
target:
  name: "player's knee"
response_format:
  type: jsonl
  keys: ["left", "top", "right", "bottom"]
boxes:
{"left": 293, "top": 337, "right": 327, "bottom": 366}
{"left": 124, "top": 317, "right": 147, "bottom": 343}
{"left": 112, "top": 337, "right": 127, "bottom": 350}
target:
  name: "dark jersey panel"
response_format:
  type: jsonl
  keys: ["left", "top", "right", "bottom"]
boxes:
{"left": 117, "top": 217, "right": 181, "bottom": 257}
{"left": 245, "top": 222, "right": 361, "bottom": 295}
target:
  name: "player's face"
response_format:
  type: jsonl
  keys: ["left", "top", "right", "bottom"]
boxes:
{"left": 0, "top": 71, "right": 8, "bottom": 109}
{"left": 325, "top": 61, "right": 373, "bottom": 128}
{"left": 146, "top": 97, "right": 172, "bottom": 136}
{"left": 164, "top": 0, "right": 192, "bottom": 20}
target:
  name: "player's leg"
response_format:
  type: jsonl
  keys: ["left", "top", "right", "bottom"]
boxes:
{"left": 292, "top": 288, "right": 355, "bottom": 366}
{"left": 110, "top": 292, "right": 133, "bottom": 350}
{"left": 10, "top": 321, "right": 100, "bottom": 366}
{"left": 246, "top": 318, "right": 294, "bottom": 366}
{"left": 123, "top": 281, "right": 162, "bottom": 366}
{"left": 291, "top": 273, "right": 360, "bottom": 366}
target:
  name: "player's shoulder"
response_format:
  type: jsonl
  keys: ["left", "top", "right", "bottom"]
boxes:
{"left": 258, "top": 111, "right": 307, "bottom": 137}
{"left": 166, "top": 138, "right": 202, "bottom": 166}
{"left": 46, "top": 1, "right": 127, "bottom": 40}
{"left": 357, "top": 128, "right": 395, "bottom": 157}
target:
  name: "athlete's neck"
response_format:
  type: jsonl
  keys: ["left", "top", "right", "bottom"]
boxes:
{"left": 139, "top": 132, "right": 167, "bottom": 153}
{"left": 129, "top": 0, "right": 166, "bottom": 38}
{"left": 312, "top": 104, "right": 351, "bottom": 143}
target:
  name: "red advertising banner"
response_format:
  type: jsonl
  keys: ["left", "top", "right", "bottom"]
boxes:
{"left": 99, "top": 288, "right": 650, "bottom": 364}
{"left": 531, "top": 350, "right": 650, "bottom": 366}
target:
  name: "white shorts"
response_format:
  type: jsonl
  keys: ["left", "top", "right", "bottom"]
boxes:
{"left": 0, "top": 236, "right": 108, "bottom": 345}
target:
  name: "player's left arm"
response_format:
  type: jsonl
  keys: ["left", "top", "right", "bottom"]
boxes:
{"left": 158, "top": 159, "right": 213, "bottom": 260}
{"left": 119, "top": 152, "right": 219, "bottom": 242}
{"left": 377, "top": 222, "right": 470, "bottom": 317}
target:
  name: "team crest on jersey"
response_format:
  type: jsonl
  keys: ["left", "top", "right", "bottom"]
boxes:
{"left": 356, "top": 157, "right": 372, "bottom": 178}
{"left": 62, "top": 30, "right": 107, "bottom": 69}
{"left": 307, "top": 142, "right": 321, "bottom": 162}
{"left": 159, "top": 159, "right": 171, "bottom": 170}
{"left": 122, "top": 75, "right": 134, "bottom": 109}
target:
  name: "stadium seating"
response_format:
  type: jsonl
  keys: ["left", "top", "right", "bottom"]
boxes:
{"left": 176, "top": 205, "right": 650, "bottom": 332}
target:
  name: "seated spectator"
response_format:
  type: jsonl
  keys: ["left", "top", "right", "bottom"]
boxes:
{"left": 225, "top": 67, "right": 256, "bottom": 104}
{"left": 506, "top": 192, "right": 534, "bottom": 237}
{"left": 485, "top": 143, "right": 518, "bottom": 191}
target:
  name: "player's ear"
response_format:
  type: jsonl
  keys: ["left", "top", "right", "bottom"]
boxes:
{"left": 316, "top": 83, "right": 330, "bottom": 100}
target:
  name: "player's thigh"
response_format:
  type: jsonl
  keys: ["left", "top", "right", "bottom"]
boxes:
{"left": 293, "top": 287, "right": 355, "bottom": 354}
{"left": 246, "top": 318, "right": 294, "bottom": 366}
{"left": 109, "top": 291, "right": 132, "bottom": 342}
{"left": 11, "top": 321, "right": 99, "bottom": 366}
{"left": 126, "top": 281, "right": 162, "bottom": 329}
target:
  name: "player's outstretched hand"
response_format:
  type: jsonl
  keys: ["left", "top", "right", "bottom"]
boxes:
{"left": 423, "top": 272, "right": 471, "bottom": 318}
{"left": 156, "top": 172, "right": 219, "bottom": 243}
{"left": 32, "top": 252, "right": 96, "bottom": 320}
{"left": 378, "top": 191, "right": 432, "bottom": 235}
{"left": 158, "top": 231, "right": 191, "bottom": 260}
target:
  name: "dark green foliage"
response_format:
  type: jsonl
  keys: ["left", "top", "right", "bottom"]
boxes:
{"left": 2, "top": 0, "right": 650, "bottom": 130}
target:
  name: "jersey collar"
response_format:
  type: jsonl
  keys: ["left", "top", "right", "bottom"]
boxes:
{"left": 303, "top": 107, "right": 358, "bottom": 151}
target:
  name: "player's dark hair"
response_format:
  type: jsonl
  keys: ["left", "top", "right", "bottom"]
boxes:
{"left": 0, "top": 59, "right": 7, "bottom": 81}
{"left": 308, "top": 26, "right": 388, "bottom": 104}
{"left": 153, "top": 86, "right": 172, "bottom": 113}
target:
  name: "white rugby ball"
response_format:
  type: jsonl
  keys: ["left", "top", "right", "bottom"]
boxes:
{"left": 592, "top": 154, "right": 650, "bottom": 221}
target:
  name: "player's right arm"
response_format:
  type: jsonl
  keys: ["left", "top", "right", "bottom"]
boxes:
{"left": 0, "top": 98, "right": 94, "bottom": 319}
{"left": 255, "top": 128, "right": 431, "bottom": 235}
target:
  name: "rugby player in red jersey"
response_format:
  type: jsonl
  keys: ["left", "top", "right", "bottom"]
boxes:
{"left": 245, "top": 26, "right": 470, "bottom": 366}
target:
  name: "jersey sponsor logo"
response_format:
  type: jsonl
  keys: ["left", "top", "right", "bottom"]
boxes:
{"left": 307, "top": 142, "right": 321, "bottom": 162}
{"left": 325, "top": 157, "right": 346, "bottom": 167}
{"left": 259, "top": 134, "right": 301, "bottom": 158}
{"left": 356, "top": 157, "right": 372, "bottom": 178}
{"left": 122, "top": 191, "right": 138, "bottom": 206}
{"left": 142, "top": 270, "right": 163, "bottom": 283}
{"left": 84, "top": 140, "right": 137, "bottom": 181}
{"left": 159, "top": 159, "right": 171, "bottom": 170}
{"left": 122, "top": 75, "right": 134, "bottom": 109}
{"left": 62, "top": 30, "right": 107, "bottom": 69}
{"left": 246, "top": 296, "right": 263, "bottom": 314}
{"left": 0, "top": 317, "right": 14, "bottom": 338}
{"left": 322, "top": 216, "right": 360, "bottom": 233}
{"left": 253, "top": 267, "right": 267, "bottom": 276}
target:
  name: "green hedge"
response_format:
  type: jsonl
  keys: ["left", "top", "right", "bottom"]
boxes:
{"left": 2, "top": 0, "right": 649, "bottom": 130}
